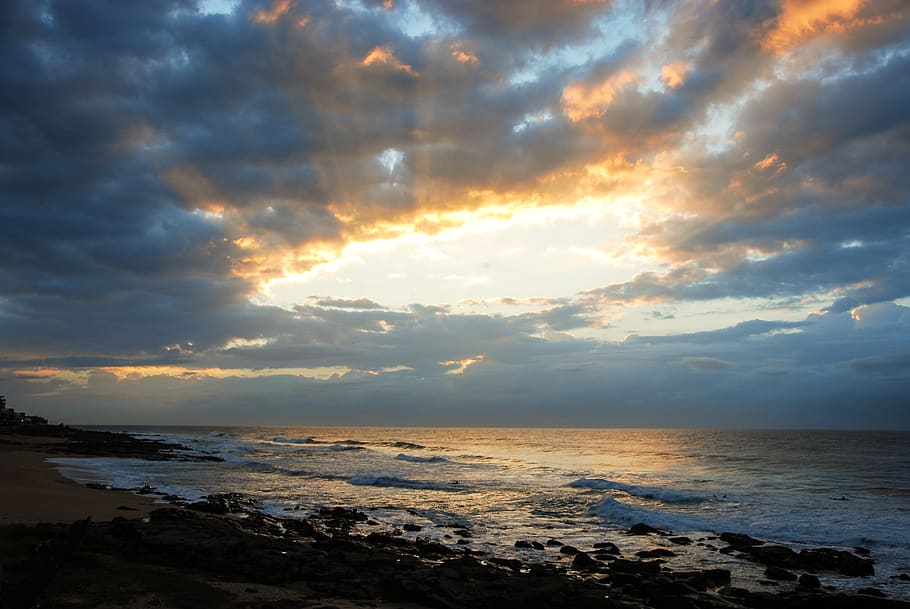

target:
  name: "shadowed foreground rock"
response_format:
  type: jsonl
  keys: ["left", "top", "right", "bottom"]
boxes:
{"left": 2, "top": 508, "right": 909, "bottom": 609}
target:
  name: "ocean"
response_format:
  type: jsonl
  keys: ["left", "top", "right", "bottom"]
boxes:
{"left": 52, "top": 427, "right": 910, "bottom": 597}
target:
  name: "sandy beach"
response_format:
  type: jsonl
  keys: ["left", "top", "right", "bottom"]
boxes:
{"left": 0, "top": 440, "right": 157, "bottom": 525}
{"left": 2, "top": 422, "right": 908, "bottom": 609}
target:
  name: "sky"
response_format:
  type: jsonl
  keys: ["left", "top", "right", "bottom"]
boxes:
{"left": 1, "top": 0, "right": 909, "bottom": 428}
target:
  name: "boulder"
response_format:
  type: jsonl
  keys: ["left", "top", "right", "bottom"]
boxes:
{"left": 636, "top": 548, "right": 677, "bottom": 559}
{"left": 797, "top": 548, "right": 875, "bottom": 576}
{"left": 593, "top": 541, "right": 621, "bottom": 554}
{"left": 628, "top": 523, "right": 662, "bottom": 536}
{"left": 798, "top": 573, "right": 821, "bottom": 589}
{"left": 669, "top": 536, "right": 693, "bottom": 545}
{"left": 764, "top": 566, "right": 797, "bottom": 581}
{"left": 571, "top": 552, "right": 600, "bottom": 571}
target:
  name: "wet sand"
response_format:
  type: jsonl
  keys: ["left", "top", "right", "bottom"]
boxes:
{"left": 0, "top": 442, "right": 157, "bottom": 524}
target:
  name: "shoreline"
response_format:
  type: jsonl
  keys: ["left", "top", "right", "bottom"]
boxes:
{"left": 2, "top": 423, "right": 909, "bottom": 608}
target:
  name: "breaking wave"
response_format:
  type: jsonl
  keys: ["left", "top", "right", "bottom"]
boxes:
{"left": 395, "top": 453, "right": 448, "bottom": 463}
{"left": 346, "top": 475, "right": 463, "bottom": 492}
{"left": 570, "top": 478, "right": 709, "bottom": 505}
{"left": 272, "top": 436, "right": 320, "bottom": 445}
{"left": 592, "top": 496, "right": 714, "bottom": 533}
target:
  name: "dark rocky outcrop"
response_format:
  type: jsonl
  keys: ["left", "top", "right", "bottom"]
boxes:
{"left": 721, "top": 533, "right": 875, "bottom": 577}
{"left": 2, "top": 509, "right": 908, "bottom": 609}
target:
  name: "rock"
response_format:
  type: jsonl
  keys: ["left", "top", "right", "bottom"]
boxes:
{"left": 489, "top": 557, "right": 522, "bottom": 571}
{"left": 610, "top": 572, "right": 642, "bottom": 588}
{"left": 858, "top": 587, "right": 887, "bottom": 597}
{"left": 764, "top": 566, "right": 797, "bottom": 581}
{"left": 894, "top": 573, "right": 910, "bottom": 581}
{"left": 546, "top": 539, "right": 563, "bottom": 547}
{"left": 514, "top": 540, "right": 533, "bottom": 548}
{"left": 115, "top": 505, "right": 138, "bottom": 511}
{"left": 593, "top": 541, "right": 621, "bottom": 554}
{"left": 187, "top": 493, "right": 261, "bottom": 515}
{"left": 402, "top": 523, "right": 422, "bottom": 532}
{"left": 669, "top": 536, "right": 693, "bottom": 545}
{"left": 797, "top": 547, "right": 875, "bottom": 576}
{"left": 531, "top": 541, "right": 545, "bottom": 550}
{"left": 749, "top": 544, "right": 799, "bottom": 567}
{"left": 452, "top": 529, "right": 471, "bottom": 538}
{"left": 609, "top": 558, "right": 662, "bottom": 575}
{"left": 718, "top": 586, "right": 751, "bottom": 599}
{"left": 319, "top": 506, "right": 368, "bottom": 522}
{"left": 636, "top": 548, "right": 676, "bottom": 559}
{"left": 854, "top": 546, "right": 872, "bottom": 556}
{"left": 798, "top": 573, "right": 821, "bottom": 588}
{"left": 674, "top": 568, "right": 731, "bottom": 589}
{"left": 628, "top": 523, "right": 661, "bottom": 535}
{"left": 719, "top": 532, "right": 764, "bottom": 548}
{"left": 571, "top": 552, "right": 600, "bottom": 571}
{"left": 559, "top": 545, "right": 580, "bottom": 555}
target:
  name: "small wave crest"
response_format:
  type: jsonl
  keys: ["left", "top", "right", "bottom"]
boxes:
{"left": 346, "top": 475, "right": 462, "bottom": 492}
{"left": 272, "top": 436, "right": 320, "bottom": 445}
{"left": 328, "top": 444, "right": 367, "bottom": 452}
{"left": 395, "top": 453, "right": 447, "bottom": 463}
{"left": 571, "top": 478, "right": 708, "bottom": 505}
{"left": 386, "top": 441, "right": 425, "bottom": 450}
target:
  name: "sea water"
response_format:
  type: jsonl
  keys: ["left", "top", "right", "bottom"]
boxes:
{"left": 51, "top": 427, "right": 910, "bottom": 597}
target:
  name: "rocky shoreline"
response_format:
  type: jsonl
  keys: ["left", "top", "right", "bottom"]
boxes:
{"left": 2, "top": 423, "right": 909, "bottom": 609}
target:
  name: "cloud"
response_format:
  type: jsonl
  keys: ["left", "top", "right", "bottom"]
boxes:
{"left": 679, "top": 356, "right": 733, "bottom": 371}
{"left": 6, "top": 307, "right": 908, "bottom": 427}
{"left": 313, "top": 297, "right": 384, "bottom": 310}
{"left": 361, "top": 45, "right": 419, "bottom": 76}
{"left": 0, "top": 0, "right": 908, "bottom": 428}
{"left": 850, "top": 351, "right": 910, "bottom": 376}
{"left": 761, "top": 0, "right": 898, "bottom": 54}
{"left": 251, "top": 0, "right": 293, "bottom": 24}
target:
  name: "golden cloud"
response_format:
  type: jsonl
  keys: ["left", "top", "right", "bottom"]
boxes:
{"left": 450, "top": 43, "right": 479, "bottom": 64}
{"left": 660, "top": 61, "right": 688, "bottom": 89}
{"left": 561, "top": 70, "right": 636, "bottom": 122}
{"left": 362, "top": 46, "right": 419, "bottom": 76}
{"left": 763, "top": 0, "right": 884, "bottom": 53}
{"left": 251, "top": 0, "right": 293, "bottom": 25}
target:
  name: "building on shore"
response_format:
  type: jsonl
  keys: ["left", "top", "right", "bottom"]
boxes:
{"left": 0, "top": 396, "right": 48, "bottom": 426}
